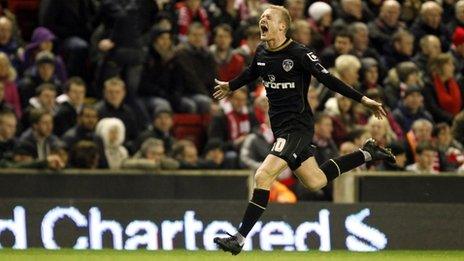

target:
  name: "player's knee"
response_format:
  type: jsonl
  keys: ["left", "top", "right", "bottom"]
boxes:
{"left": 305, "top": 169, "right": 328, "bottom": 192}
{"left": 254, "top": 168, "right": 273, "bottom": 189}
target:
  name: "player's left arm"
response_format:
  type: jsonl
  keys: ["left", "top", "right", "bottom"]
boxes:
{"left": 302, "top": 51, "right": 386, "bottom": 119}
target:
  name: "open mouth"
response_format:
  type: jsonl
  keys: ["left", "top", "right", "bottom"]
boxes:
{"left": 260, "top": 24, "right": 269, "bottom": 34}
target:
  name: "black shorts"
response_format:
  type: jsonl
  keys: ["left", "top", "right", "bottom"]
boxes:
{"left": 269, "top": 131, "right": 315, "bottom": 170}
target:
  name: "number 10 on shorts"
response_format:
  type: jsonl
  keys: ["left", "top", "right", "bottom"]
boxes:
{"left": 271, "top": 138, "right": 286, "bottom": 152}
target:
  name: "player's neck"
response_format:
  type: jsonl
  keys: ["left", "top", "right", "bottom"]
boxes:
{"left": 266, "top": 35, "right": 289, "bottom": 51}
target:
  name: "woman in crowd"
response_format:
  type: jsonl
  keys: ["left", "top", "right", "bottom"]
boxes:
{"left": 0, "top": 52, "right": 20, "bottom": 117}
{"left": 96, "top": 117, "right": 128, "bottom": 169}
{"left": 424, "top": 53, "right": 464, "bottom": 124}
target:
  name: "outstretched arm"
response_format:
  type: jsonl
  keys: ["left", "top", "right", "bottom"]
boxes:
{"left": 213, "top": 50, "right": 260, "bottom": 100}
{"left": 303, "top": 51, "right": 386, "bottom": 119}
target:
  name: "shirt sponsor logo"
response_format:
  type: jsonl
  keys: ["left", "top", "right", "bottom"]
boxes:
{"left": 263, "top": 74, "right": 295, "bottom": 89}
{"left": 282, "top": 59, "right": 294, "bottom": 72}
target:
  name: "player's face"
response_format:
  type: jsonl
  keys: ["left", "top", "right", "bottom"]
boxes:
{"left": 259, "top": 9, "right": 286, "bottom": 41}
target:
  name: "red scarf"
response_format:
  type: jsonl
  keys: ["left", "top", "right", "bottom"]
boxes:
{"left": 433, "top": 74, "right": 462, "bottom": 116}
{"left": 226, "top": 111, "right": 250, "bottom": 141}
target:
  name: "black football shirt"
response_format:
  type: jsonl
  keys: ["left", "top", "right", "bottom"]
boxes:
{"left": 229, "top": 38, "right": 363, "bottom": 136}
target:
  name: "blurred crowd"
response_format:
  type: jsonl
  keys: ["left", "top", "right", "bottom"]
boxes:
{"left": 0, "top": 0, "right": 464, "bottom": 202}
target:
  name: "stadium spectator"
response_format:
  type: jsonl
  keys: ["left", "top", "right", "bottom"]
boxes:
{"left": 325, "top": 94, "right": 365, "bottom": 146}
{"left": 452, "top": 111, "right": 464, "bottom": 145}
{"left": 332, "top": 0, "right": 370, "bottom": 34}
{"left": 210, "top": 24, "right": 245, "bottom": 81}
{"left": 410, "top": 1, "right": 450, "bottom": 52}
{"left": 349, "top": 22, "right": 381, "bottom": 63}
{"left": 23, "top": 27, "right": 67, "bottom": 82}
{"left": 0, "top": 52, "right": 20, "bottom": 118}
{"left": 413, "top": 35, "right": 442, "bottom": 73}
{"left": 95, "top": 77, "right": 139, "bottom": 142}
{"left": 0, "top": 17, "right": 23, "bottom": 72}
{"left": 0, "top": 83, "right": 14, "bottom": 114}
{"left": 348, "top": 128, "right": 372, "bottom": 149}
{"left": 359, "top": 58, "right": 380, "bottom": 92}
{"left": 320, "top": 30, "right": 355, "bottom": 69}
{"left": 366, "top": 115, "right": 396, "bottom": 147}
{"left": 382, "top": 30, "right": 415, "bottom": 69}
{"left": 68, "top": 140, "right": 100, "bottom": 169}
{"left": 171, "top": 22, "right": 215, "bottom": 113}
{"left": 61, "top": 105, "right": 99, "bottom": 148}
{"left": 333, "top": 54, "right": 362, "bottom": 90}
{"left": 18, "top": 51, "right": 62, "bottom": 108}
{"left": 424, "top": 53, "right": 464, "bottom": 124}
{"left": 173, "top": 139, "right": 208, "bottom": 169}
{"left": 21, "top": 83, "right": 57, "bottom": 131}
{"left": 307, "top": 88, "right": 321, "bottom": 113}
{"left": 384, "top": 62, "right": 421, "bottom": 109}
{"left": 405, "top": 119, "right": 440, "bottom": 171}
{"left": 134, "top": 107, "right": 175, "bottom": 155}
{"left": 202, "top": 138, "right": 228, "bottom": 169}
{"left": 290, "top": 19, "right": 312, "bottom": 48}
{"left": 176, "top": 0, "right": 211, "bottom": 42}
{"left": 96, "top": 117, "right": 128, "bottom": 170}
{"left": 39, "top": 0, "right": 96, "bottom": 78}
{"left": 447, "top": 0, "right": 464, "bottom": 37}
{"left": 307, "top": 1, "right": 333, "bottom": 53}
{"left": 139, "top": 25, "right": 175, "bottom": 115}
{"left": 368, "top": 0, "right": 403, "bottom": 54}
{"left": 205, "top": 0, "right": 240, "bottom": 30}
{"left": 53, "top": 77, "right": 86, "bottom": 136}
{"left": 313, "top": 113, "right": 339, "bottom": 164}
{"left": 0, "top": 110, "right": 16, "bottom": 160}
{"left": 451, "top": 27, "right": 464, "bottom": 79}
{"left": 235, "top": 0, "right": 265, "bottom": 21}
{"left": 406, "top": 141, "right": 439, "bottom": 174}
{"left": 433, "top": 123, "right": 464, "bottom": 171}
{"left": 122, "top": 138, "right": 179, "bottom": 170}
{"left": 18, "top": 109, "right": 62, "bottom": 160}
{"left": 209, "top": 88, "right": 258, "bottom": 164}
{"left": 392, "top": 85, "right": 434, "bottom": 132}
{"left": 285, "top": 0, "right": 306, "bottom": 21}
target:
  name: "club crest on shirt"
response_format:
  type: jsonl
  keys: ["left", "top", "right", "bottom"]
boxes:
{"left": 282, "top": 59, "right": 293, "bottom": 72}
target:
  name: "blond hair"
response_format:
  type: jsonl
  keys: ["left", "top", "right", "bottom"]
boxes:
{"left": 0, "top": 52, "right": 17, "bottom": 82}
{"left": 104, "top": 77, "right": 125, "bottom": 89}
{"left": 268, "top": 5, "right": 292, "bottom": 32}
{"left": 335, "top": 54, "right": 361, "bottom": 74}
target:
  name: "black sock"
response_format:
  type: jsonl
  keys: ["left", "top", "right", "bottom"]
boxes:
{"left": 238, "top": 188, "right": 270, "bottom": 238}
{"left": 320, "top": 151, "right": 365, "bottom": 182}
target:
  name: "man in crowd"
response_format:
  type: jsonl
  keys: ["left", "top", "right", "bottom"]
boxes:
{"left": 54, "top": 77, "right": 86, "bottom": 136}
{"left": 95, "top": 77, "right": 139, "bottom": 142}
{"left": 18, "top": 109, "right": 62, "bottom": 160}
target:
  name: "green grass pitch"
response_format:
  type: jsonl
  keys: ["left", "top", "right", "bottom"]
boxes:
{"left": 1, "top": 249, "right": 464, "bottom": 261}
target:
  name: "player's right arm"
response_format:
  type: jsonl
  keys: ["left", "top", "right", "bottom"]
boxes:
{"left": 213, "top": 48, "right": 261, "bottom": 100}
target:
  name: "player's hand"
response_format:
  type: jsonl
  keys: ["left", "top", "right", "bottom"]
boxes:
{"left": 213, "top": 79, "right": 231, "bottom": 100}
{"left": 361, "top": 96, "right": 387, "bottom": 120}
